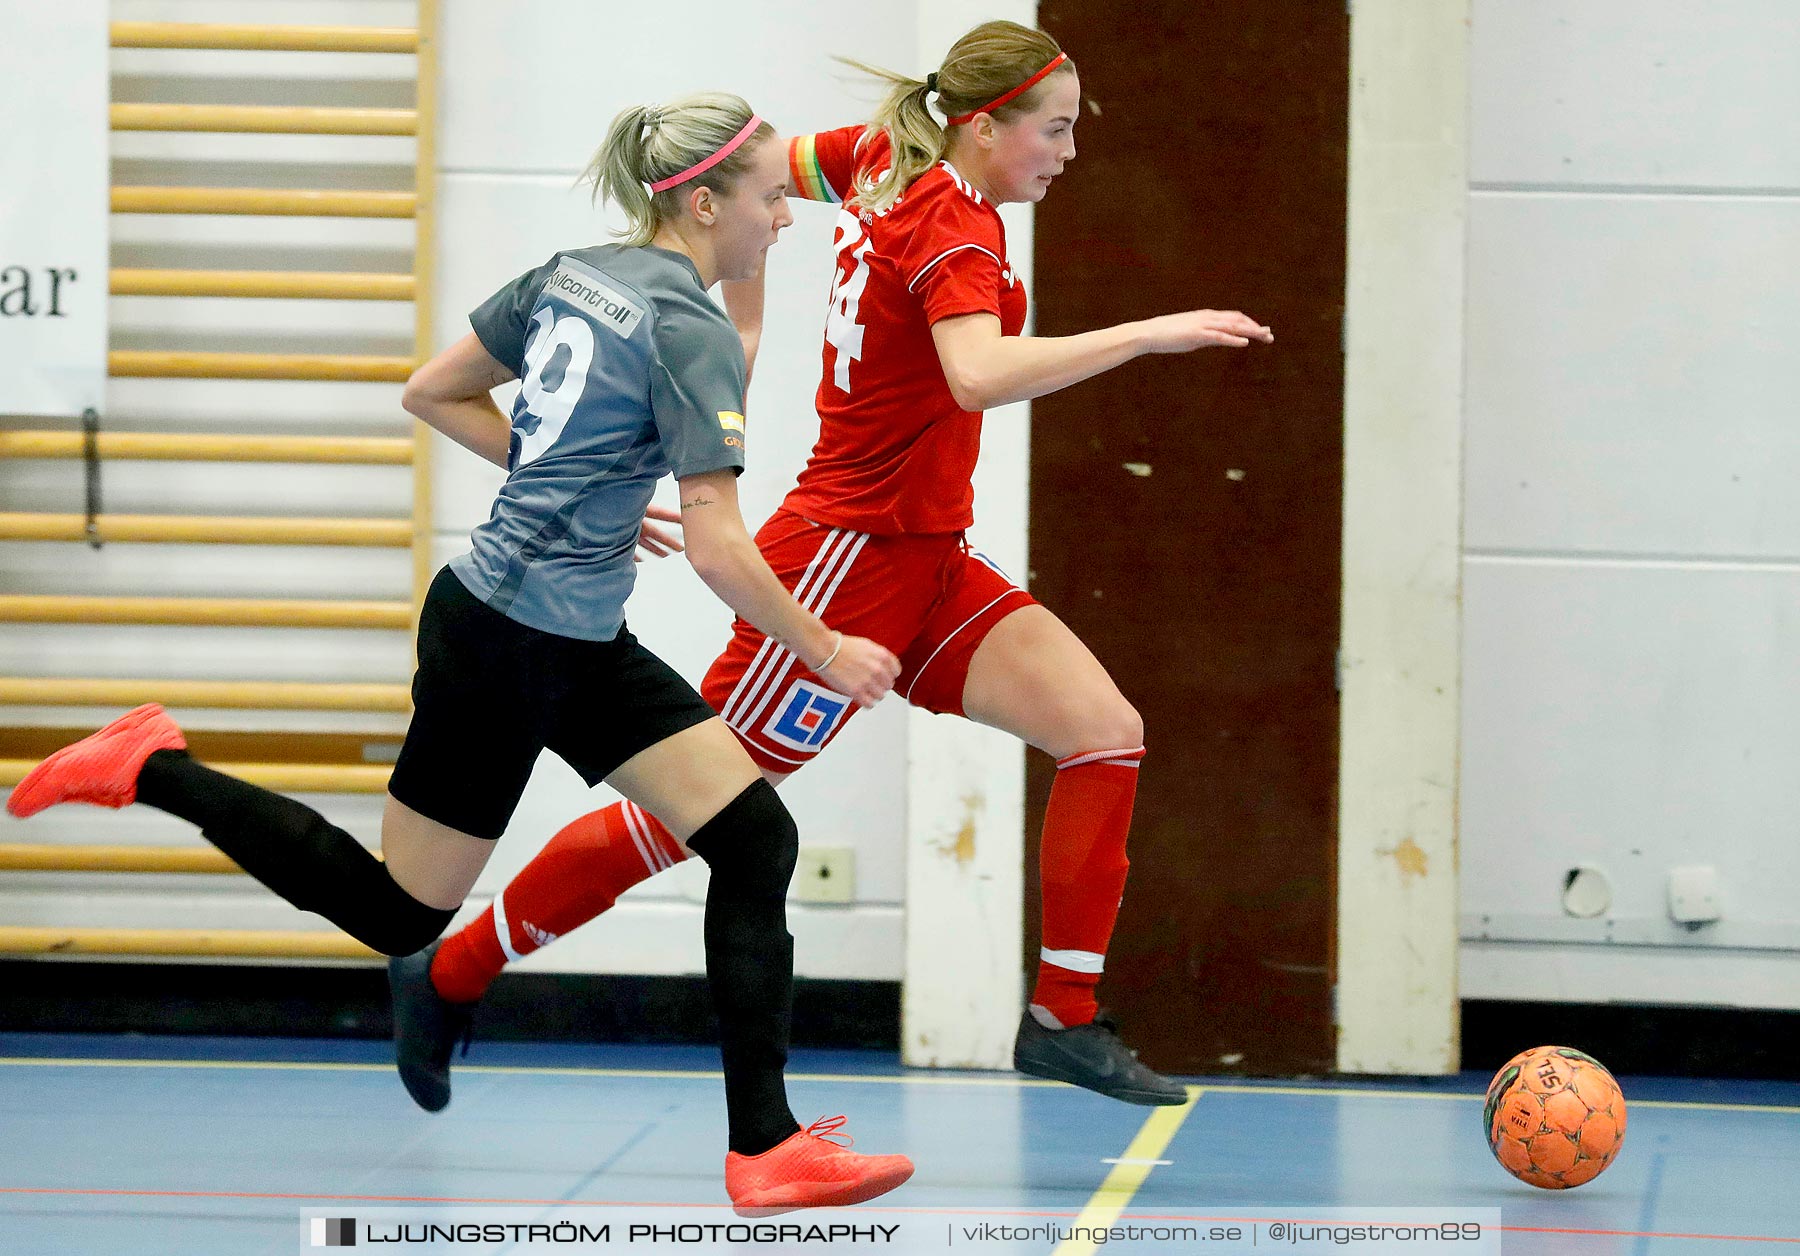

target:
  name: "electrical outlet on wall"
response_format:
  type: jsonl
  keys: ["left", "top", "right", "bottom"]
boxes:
{"left": 1667, "top": 865, "right": 1722, "bottom": 927}
{"left": 793, "top": 847, "right": 854, "bottom": 904}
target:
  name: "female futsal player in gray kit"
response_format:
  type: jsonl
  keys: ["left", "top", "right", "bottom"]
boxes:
{"left": 7, "top": 92, "right": 913, "bottom": 1216}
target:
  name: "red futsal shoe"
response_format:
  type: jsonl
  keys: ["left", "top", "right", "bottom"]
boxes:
{"left": 6, "top": 703, "right": 187, "bottom": 818}
{"left": 724, "top": 1116, "right": 914, "bottom": 1216}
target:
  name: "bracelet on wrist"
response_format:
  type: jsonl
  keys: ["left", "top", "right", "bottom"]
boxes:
{"left": 816, "top": 631, "right": 843, "bottom": 672}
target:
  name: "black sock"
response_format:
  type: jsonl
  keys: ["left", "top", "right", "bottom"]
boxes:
{"left": 135, "top": 749, "right": 455, "bottom": 956}
{"left": 685, "top": 779, "right": 803, "bottom": 1156}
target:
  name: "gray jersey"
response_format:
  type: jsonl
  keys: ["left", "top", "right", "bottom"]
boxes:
{"left": 450, "top": 245, "right": 747, "bottom": 641}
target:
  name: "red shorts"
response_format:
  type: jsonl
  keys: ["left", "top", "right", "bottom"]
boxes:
{"left": 702, "top": 508, "right": 1038, "bottom": 772}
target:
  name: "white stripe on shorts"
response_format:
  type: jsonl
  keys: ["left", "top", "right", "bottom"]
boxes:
{"left": 727, "top": 530, "right": 870, "bottom": 739}
{"left": 897, "top": 589, "right": 1019, "bottom": 703}
{"left": 1040, "top": 946, "right": 1105, "bottom": 974}
{"left": 736, "top": 530, "right": 869, "bottom": 733}
{"left": 721, "top": 527, "right": 853, "bottom": 725}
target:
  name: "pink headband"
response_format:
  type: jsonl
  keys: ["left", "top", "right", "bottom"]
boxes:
{"left": 647, "top": 114, "right": 765, "bottom": 194}
{"left": 946, "top": 53, "right": 1068, "bottom": 126}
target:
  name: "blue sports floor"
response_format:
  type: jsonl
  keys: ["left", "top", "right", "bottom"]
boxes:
{"left": 1, "top": 1034, "right": 1796, "bottom": 1254}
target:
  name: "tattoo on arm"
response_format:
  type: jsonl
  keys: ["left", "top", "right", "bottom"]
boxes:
{"left": 680, "top": 494, "right": 717, "bottom": 511}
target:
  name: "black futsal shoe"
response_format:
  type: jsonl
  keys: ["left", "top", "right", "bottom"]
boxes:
{"left": 388, "top": 942, "right": 475, "bottom": 1113}
{"left": 1013, "top": 1009, "right": 1191, "bottom": 1106}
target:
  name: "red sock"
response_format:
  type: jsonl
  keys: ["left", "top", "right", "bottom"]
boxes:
{"left": 1031, "top": 746, "right": 1145, "bottom": 1029}
{"left": 429, "top": 800, "right": 685, "bottom": 1003}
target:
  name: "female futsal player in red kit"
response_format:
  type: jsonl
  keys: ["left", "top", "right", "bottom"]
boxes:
{"left": 393, "top": 20, "right": 1272, "bottom": 1108}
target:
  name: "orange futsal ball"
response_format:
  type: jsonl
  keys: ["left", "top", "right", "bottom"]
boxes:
{"left": 1484, "top": 1045, "right": 1627, "bottom": 1189}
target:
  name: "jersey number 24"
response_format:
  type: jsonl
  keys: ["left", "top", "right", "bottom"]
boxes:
{"left": 824, "top": 209, "right": 873, "bottom": 395}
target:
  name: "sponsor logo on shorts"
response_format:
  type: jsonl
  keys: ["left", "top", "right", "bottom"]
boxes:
{"left": 545, "top": 257, "right": 645, "bottom": 337}
{"left": 763, "top": 680, "right": 850, "bottom": 753}
{"left": 723, "top": 436, "right": 744, "bottom": 449}
{"left": 717, "top": 410, "right": 745, "bottom": 432}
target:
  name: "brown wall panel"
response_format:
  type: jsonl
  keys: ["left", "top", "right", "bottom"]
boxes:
{"left": 1028, "top": 2, "right": 1348, "bottom": 1075}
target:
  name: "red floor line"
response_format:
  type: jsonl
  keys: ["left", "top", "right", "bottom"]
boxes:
{"left": 1120, "top": 1214, "right": 1800, "bottom": 1246}
{"left": 3, "top": 1186, "right": 1797, "bottom": 1241}
{"left": 0, "top": 1187, "right": 1124, "bottom": 1219}
{"left": 1503, "top": 1224, "right": 1800, "bottom": 1245}
{"left": 0, "top": 1187, "right": 701, "bottom": 1208}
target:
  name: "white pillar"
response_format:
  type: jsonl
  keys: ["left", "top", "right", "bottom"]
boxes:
{"left": 902, "top": 709, "right": 1026, "bottom": 1068}
{"left": 1337, "top": 0, "right": 1470, "bottom": 1073}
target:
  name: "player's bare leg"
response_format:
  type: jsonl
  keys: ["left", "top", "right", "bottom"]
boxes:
{"left": 961, "top": 605, "right": 1187, "bottom": 1104}
{"left": 962, "top": 605, "right": 1142, "bottom": 756}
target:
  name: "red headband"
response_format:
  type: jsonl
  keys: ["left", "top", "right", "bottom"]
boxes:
{"left": 945, "top": 52, "right": 1068, "bottom": 126}
{"left": 648, "top": 114, "right": 765, "bottom": 194}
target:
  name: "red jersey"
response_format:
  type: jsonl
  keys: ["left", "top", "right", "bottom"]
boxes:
{"left": 782, "top": 126, "right": 1029, "bottom": 535}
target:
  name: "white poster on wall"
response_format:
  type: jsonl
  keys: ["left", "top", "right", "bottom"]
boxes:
{"left": 0, "top": 1, "right": 108, "bottom": 416}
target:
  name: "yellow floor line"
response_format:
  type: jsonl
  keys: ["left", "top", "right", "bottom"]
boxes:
{"left": 0, "top": 1058, "right": 1791, "bottom": 1114}
{"left": 1052, "top": 1086, "right": 1203, "bottom": 1256}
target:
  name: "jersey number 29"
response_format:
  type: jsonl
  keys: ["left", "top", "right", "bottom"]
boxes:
{"left": 514, "top": 307, "right": 595, "bottom": 467}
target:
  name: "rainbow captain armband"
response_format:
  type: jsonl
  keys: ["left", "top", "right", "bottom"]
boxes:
{"left": 788, "top": 135, "right": 843, "bottom": 203}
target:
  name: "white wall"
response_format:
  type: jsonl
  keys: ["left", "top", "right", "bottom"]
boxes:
{"left": 1461, "top": 0, "right": 1800, "bottom": 1009}
{"left": 2, "top": 0, "right": 1033, "bottom": 993}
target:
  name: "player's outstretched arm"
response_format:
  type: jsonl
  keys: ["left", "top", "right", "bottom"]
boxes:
{"left": 401, "top": 333, "right": 517, "bottom": 468}
{"left": 930, "top": 308, "right": 1273, "bottom": 413}
{"left": 677, "top": 469, "right": 899, "bottom": 708}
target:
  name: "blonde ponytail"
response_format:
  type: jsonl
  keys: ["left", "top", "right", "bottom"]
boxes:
{"left": 834, "top": 63, "right": 941, "bottom": 217}
{"left": 578, "top": 93, "right": 774, "bottom": 246}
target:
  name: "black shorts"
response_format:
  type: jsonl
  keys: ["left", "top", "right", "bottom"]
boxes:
{"left": 388, "top": 567, "right": 717, "bottom": 840}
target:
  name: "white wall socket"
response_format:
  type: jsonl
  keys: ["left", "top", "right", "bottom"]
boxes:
{"left": 793, "top": 847, "right": 855, "bottom": 904}
{"left": 1667, "top": 865, "right": 1723, "bottom": 926}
